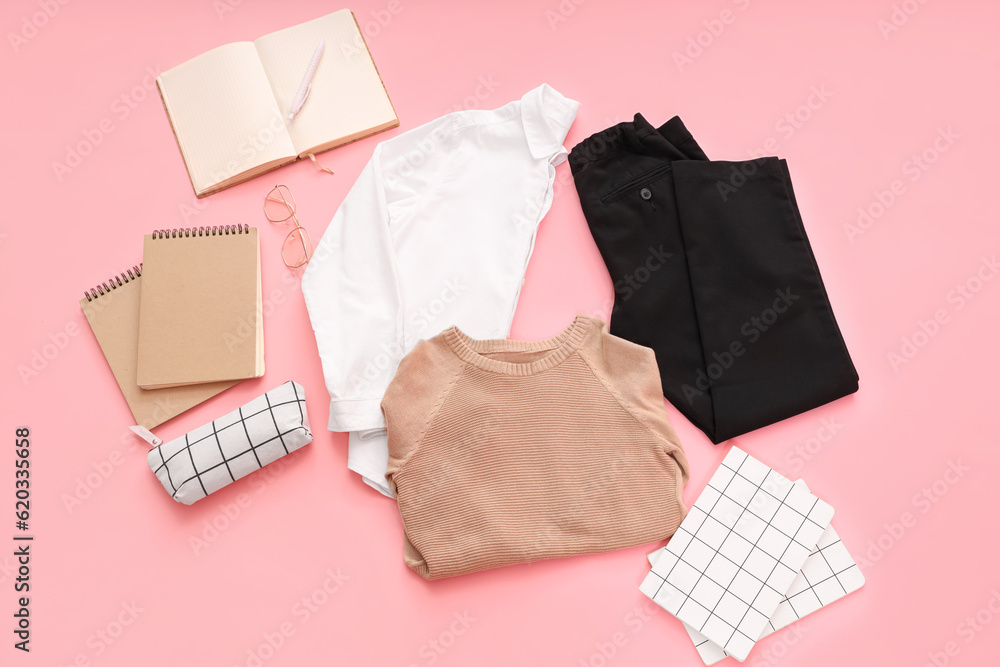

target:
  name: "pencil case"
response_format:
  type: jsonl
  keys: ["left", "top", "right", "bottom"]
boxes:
{"left": 147, "top": 381, "right": 312, "bottom": 505}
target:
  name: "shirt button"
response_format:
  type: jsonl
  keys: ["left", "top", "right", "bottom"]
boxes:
{"left": 640, "top": 187, "right": 652, "bottom": 200}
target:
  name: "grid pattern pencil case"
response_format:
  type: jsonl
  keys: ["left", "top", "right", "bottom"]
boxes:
{"left": 148, "top": 381, "right": 312, "bottom": 505}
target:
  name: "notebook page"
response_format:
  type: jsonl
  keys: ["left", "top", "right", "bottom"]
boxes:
{"left": 253, "top": 10, "right": 398, "bottom": 156}
{"left": 157, "top": 42, "right": 297, "bottom": 195}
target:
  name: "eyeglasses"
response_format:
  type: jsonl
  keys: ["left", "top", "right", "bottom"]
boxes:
{"left": 264, "top": 185, "right": 313, "bottom": 268}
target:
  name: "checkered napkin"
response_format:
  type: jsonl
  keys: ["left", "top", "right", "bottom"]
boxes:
{"left": 640, "top": 447, "right": 863, "bottom": 662}
{"left": 147, "top": 381, "right": 312, "bottom": 505}
{"left": 648, "top": 481, "right": 865, "bottom": 664}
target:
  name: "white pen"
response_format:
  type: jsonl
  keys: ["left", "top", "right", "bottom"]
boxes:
{"left": 288, "top": 39, "right": 325, "bottom": 120}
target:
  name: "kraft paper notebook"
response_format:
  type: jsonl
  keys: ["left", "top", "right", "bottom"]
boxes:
{"left": 136, "top": 225, "right": 264, "bottom": 389}
{"left": 79, "top": 265, "right": 239, "bottom": 429}
{"left": 157, "top": 9, "right": 398, "bottom": 197}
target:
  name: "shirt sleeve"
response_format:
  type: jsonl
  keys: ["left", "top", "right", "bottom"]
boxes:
{"left": 301, "top": 144, "right": 402, "bottom": 432}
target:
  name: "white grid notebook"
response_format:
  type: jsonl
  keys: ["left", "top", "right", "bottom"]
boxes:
{"left": 649, "top": 481, "right": 865, "bottom": 665}
{"left": 639, "top": 448, "right": 834, "bottom": 661}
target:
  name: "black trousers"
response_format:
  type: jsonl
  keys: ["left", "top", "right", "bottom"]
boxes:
{"left": 570, "top": 114, "right": 858, "bottom": 444}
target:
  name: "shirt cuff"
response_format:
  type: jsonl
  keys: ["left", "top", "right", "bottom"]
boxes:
{"left": 326, "top": 398, "right": 386, "bottom": 432}
{"left": 348, "top": 430, "right": 394, "bottom": 498}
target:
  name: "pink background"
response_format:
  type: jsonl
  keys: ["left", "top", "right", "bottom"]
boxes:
{"left": 3, "top": 0, "right": 998, "bottom": 665}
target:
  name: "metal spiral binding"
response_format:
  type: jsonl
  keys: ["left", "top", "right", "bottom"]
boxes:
{"left": 150, "top": 224, "right": 249, "bottom": 239}
{"left": 84, "top": 264, "right": 142, "bottom": 302}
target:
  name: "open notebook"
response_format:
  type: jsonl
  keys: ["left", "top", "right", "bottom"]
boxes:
{"left": 157, "top": 9, "right": 398, "bottom": 197}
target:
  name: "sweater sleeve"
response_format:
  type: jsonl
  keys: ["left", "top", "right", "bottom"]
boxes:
{"left": 584, "top": 326, "right": 690, "bottom": 484}
{"left": 381, "top": 337, "right": 463, "bottom": 492}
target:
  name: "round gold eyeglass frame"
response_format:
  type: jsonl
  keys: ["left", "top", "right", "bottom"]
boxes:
{"left": 264, "top": 185, "right": 313, "bottom": 269}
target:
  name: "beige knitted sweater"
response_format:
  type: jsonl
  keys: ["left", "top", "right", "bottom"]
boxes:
{"left": 381, "top": 315, "right": 689, "bottom": 580}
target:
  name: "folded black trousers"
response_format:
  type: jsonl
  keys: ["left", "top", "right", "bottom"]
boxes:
{"left": 570, "top": 114, "right": 858, "bottom": 444}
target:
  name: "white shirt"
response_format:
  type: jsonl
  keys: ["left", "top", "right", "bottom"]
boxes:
{"left": 302, "top": 84, "right": 579, "bottom": 496}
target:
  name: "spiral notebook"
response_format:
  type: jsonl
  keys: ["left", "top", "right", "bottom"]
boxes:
{"left": 136, "top": 225, "right": 264, "bottom": 389}
{"left": 79, "top": 265, "right": 239, "bottom": 429}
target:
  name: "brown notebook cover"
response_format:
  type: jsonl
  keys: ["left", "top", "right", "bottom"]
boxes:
{"left": 79, "top": 265, "right": 239, "bottom": 429}
{"left": 136, "top": 226, "right": 263, "bottom": 389}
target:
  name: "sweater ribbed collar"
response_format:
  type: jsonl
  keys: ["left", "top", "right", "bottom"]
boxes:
{"left": 443, "top": 314, "right": 593, "bottom": 376}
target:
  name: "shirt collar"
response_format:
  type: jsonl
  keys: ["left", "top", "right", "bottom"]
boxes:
{"left": 520, "top": 84, "right": 580, "bottom": 163}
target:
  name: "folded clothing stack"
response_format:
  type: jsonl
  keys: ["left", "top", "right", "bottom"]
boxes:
{"left": 570, "top": 115, "right": 859, "bottom": 444}
{"left": 302, "top": 83, "right": 581, "bottom": 497}
{"left": 381, "top": 315, "right": 689, "bottom": 579}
